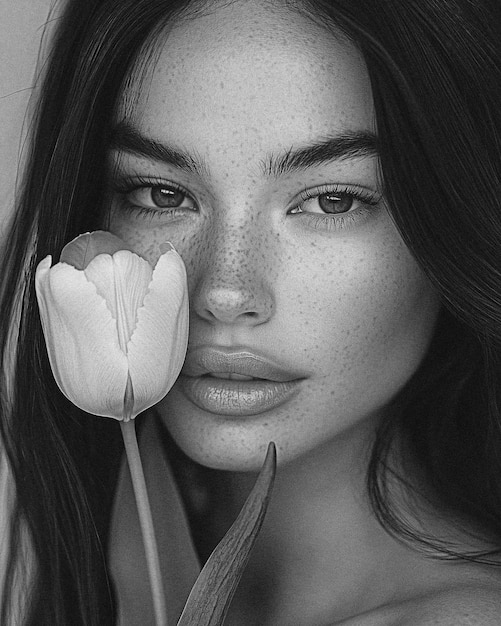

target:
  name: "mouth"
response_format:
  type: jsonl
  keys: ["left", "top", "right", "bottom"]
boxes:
{"left": 203, "top": 372, "right": 262, "bottom": 381}
{"left": 178, "top": 346, "right": 306, "bottom": 416}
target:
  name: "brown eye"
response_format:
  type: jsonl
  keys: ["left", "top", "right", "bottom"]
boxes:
{"left": 318, "top": 192, "right": 353, "bottom": 214}
{"left": 150, "top": 186, "right": 186, "bottom": 208}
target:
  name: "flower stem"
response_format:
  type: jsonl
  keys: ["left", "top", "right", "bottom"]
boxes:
{"left": 120, "top": 420, "right": 168, "bottom": 626}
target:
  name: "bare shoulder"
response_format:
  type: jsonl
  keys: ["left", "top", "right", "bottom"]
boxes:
{"left": 398, "top": 584, "right": 501, "bottom": 626}
{"left": 338, "top": 582, "right": 501, "bottom": 626}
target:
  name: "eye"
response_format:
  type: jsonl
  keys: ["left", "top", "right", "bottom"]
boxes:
{"left": 126, "top": 183, "right": 197, "bottom": 211}
{"left": 290, "top": 186, "right": 378, "bottom": 216}
{"left": 287, "top": 184, "right": 382, "bottom": 232}
{"left": 312, "top": 191, "right": 355, "bottom": 214}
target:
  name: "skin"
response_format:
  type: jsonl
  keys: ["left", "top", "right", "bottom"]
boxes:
{"left": 108, "top": 0, "right": 440, "bottom": 471}
{"left": 107, "top": 1, "right": 501, "bottom": 623}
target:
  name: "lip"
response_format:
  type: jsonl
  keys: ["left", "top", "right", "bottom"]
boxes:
{"left": 182, "top": 346, "right": 305, "bottom": 382}
{"left": 179, "top": 346, "right": 306, "bottom": 416}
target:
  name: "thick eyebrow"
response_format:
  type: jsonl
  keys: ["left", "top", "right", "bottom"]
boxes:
{"left": 109, "top": 121, "right": 209, "bottom": 177}
{"left": 261, "top": 131, "right": 379, "bottom": 178}
{"left": 110, "top": 121, "right": 378, "bottom": 179}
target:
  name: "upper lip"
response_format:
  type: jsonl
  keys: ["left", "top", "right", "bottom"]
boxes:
{"left": 181, "top": 346, "right": 306, "bottom": 382}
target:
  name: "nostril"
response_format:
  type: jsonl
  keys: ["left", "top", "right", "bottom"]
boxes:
{"left": 193, "top": 285, "right": 275, "bottom": 325}
{"left": 203, "top": 308, "right": 218, "bottom": 320}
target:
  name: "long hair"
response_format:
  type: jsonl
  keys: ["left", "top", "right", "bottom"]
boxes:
{"left": 1, "top": 0, "right": 500, "bottom": 623}
{"left": 0, "top": 2, "right": 195, "bottom": 623}
{"left": 305, "top": 0, "right": 501, "bottom": 557}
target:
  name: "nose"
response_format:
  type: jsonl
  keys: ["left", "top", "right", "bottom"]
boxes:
{"left": 191, "top": 220, "right": 275, "bottom": 327}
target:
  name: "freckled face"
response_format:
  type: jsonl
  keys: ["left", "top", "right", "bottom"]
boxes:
{"left": 107, "top": 1, "right": 440, "bottom": 470}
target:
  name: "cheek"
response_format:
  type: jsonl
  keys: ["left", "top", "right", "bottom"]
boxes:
{"left": 107, "top": 220, "right": 169, "bottom": 263}
{"left": 279, "top": 237, "right": 439, "bottom": 390}
{"left": 108, "top": 208, "right": 281, "bottom": 298}
{"left": 107, "top": 218, "right": 207, "bottom": 288}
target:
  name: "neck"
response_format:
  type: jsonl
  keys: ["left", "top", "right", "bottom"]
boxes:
{"left": 224, "top": 416, "right": 447, "bottom": 625}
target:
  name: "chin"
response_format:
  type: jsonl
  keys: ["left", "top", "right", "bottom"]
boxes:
{"left": 169, "top": 424, "right": 277, "bottom": 472}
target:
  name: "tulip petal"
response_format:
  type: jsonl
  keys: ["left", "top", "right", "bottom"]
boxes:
{"left": 35, "top": 257, "right": 129, "bottom": 419}
{"left": 127, "top": 249, "right": 189, "bottom": 416}
{"left": 60, "top": 231, "right": 135, "bottom": 269}
{"left": 84, "top": 252, "right": 153, "bottom": 353}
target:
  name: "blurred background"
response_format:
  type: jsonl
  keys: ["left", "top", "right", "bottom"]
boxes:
{"left": 0, "top": 0, "right": 60, "bottom": 242}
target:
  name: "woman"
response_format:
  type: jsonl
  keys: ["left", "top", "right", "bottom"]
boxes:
{"left": 1, "top": 0, "right": 501, "bottom": 623}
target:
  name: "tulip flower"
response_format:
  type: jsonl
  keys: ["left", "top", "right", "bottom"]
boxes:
{"left": 34, "top": 231, "right": 277, "bottom": 626}
{"left": 35, "top": 230, "right": 189, "bottom": 626}
{"left": 35, "top": 230, "right": 189, "bottom": 421}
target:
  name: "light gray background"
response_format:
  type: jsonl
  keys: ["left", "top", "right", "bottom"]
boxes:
{"left": 0, "top": 0, "right": 60, "bottom": 241}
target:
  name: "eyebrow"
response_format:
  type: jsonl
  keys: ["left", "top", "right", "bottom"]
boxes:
{"left": 110, "top": 121, "right": 209, "bottom": 177}
{"left": 110, "top": 121, "right": 378, "bottom": 178}
{"left": 262, "top": 131, "right": 379, "bottom": 178}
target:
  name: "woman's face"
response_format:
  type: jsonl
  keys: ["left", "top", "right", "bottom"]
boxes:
{"left": 107, "top": 1, "right": 440, "bottom": 470}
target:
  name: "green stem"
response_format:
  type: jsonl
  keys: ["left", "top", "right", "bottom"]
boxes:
{"left": 120, "top": 420, "right": 168, "bottom": 626}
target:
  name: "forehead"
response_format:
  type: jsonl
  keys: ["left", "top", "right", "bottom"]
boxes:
{"left": 119, "top": 1, "right": 375, "bottom": 163}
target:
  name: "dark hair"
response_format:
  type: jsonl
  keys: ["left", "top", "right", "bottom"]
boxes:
{"left": 1, "top": 0, "right": 500, "bottom": 623}
{"left": 312, "top": 0, "right": 501, "bottom": 558}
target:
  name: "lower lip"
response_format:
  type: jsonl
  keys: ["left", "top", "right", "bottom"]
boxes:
{"left": 179, "top": 375, "right": 301, "bottom": 416}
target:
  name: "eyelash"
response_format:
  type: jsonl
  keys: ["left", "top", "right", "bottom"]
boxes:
{"left": 111, "top": 176, "right": 197, "bottom": 220}
{"left": 110, "top": 177, "right": 381, "bottom": 230}
{"left": 290, "top": 184, "right": 380, "bottom": 231}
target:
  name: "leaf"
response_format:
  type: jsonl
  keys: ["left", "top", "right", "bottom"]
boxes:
{"left": 177, "top": 442, "right": 277, "bottom": 626}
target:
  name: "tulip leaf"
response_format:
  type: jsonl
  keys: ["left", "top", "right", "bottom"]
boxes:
{"left": 177, "top": 442, "right": 277, "bottom": 626}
